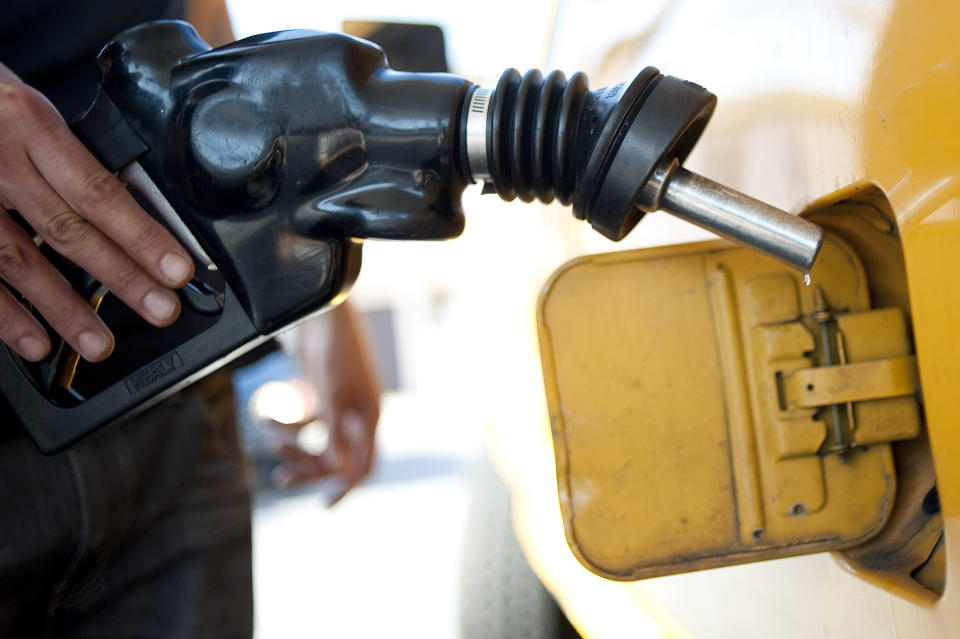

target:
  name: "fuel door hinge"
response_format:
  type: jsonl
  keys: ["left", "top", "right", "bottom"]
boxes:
{"left": 770, "top": 291, "right": 921, "bottom": 456}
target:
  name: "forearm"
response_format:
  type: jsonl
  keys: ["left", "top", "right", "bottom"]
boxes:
{"left": 187, "top": 0, "right": 236, "bottom": 47}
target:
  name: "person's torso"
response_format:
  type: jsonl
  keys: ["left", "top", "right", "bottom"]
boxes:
{"left": 0, "top": 0, "right": 186, "bottom": 118}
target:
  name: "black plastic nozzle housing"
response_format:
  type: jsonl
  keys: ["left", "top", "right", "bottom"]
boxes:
{"left": 2, "top": 21, "right": 719, "bottom": 452}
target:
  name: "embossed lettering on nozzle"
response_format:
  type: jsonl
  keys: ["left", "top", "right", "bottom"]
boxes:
{"left": 639, "top": 159, "right": 825, "bottom": 273}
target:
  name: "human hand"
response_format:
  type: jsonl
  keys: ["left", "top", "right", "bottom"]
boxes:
{"left": 0, "top": 63, "right": 194, "bottom": 362}
{"left": 271, "top": 302, "right": 382, "bottom": 505}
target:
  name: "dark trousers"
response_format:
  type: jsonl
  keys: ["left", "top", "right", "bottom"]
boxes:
{"left": 0, "top": 371, "right": 253, "bottom": 638}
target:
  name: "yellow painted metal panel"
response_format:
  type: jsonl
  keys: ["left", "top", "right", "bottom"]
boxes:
{"left": 861, "top": 0, "right": 960, "bottom": 521}
{"left": 542, "top": 249, "right": 739, "bottom": 575}
{"left": 540, "top": 234, "right": 907, "bottom": 580}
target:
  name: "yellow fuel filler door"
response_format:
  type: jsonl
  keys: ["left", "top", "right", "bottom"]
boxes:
{"left": 538, "top": 231, "right": 922, "bottom": 581}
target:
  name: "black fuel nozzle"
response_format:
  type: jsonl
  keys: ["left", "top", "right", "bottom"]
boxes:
{"left": 3, "top": 22, "right": 824, "bottom": 451}
{"left": 457, "top": 68, "right": 823, "bottom": 273}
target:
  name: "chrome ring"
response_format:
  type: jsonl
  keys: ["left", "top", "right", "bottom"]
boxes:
{"left": 465, "top": 87, "right": 492, "bottom": 182}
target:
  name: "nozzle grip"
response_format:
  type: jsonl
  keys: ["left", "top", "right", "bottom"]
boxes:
{"left": 69, "top": 87, "right": 148, "bottom": 173}
{"left": 0, "top": 285, "right": 260, "bottom": 453}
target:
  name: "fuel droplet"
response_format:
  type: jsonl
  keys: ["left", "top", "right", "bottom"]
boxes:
{"left": 803, "top": 272, "right": 811, "bottom": 286}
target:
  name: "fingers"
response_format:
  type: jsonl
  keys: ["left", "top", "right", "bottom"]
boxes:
{"left": 0, "top": 165, "right": 180, "bottom": 338}
{"left": 319, "top": 409, "right": 376, "bottom": 505}
{"left": 0, "top": 211, "right": 113, "bottom": 361}
{"left": 332, "top": 409, "right": 376, "bottom": 480}
{"left": 26, "top": 118, "right": 194, "bottom": 287}
{"left": 271, "top": 444, "right": 340, "bottom": 487}
{"left": 268, "top": 409, "right": 377, "bottom": 506}
{"left": 3, "top": 170, "right": 183, "bottom": 330}
{"left": 0, "top": 284, "right": 50, "bottom": 361}
{"left": 0, "top": 159, "right": 180, "bottom": 330}
{"left": 326, "top": 483, "right": 353, "bottom": 508}
{"left": 0, "top": 74, "right": 195, "bottom": 360}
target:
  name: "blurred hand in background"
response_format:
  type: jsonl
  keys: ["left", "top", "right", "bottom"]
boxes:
{"left": 269, "top": 302, "right": 382, "bottom": 506}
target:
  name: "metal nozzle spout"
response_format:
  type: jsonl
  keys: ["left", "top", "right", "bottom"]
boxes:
{"left": 639, "top": 160, "right": 824, "bottom": 273}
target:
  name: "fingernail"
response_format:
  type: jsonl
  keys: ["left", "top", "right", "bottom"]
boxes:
{"left": 144, "top": 290, "right": 178, "bottom": 323}
{"left": 17, "top": 335, "right": 48, "bottom": 361}
{"left": 77, "top": 331, "right": 108, "bottom": 361}
{"left": 160, "top": 253, "right": 192, "bottom": 285}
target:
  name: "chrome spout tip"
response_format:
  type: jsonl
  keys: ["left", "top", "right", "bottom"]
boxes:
{"left": 655, "top": 166, "right": 825, "bottom": 273}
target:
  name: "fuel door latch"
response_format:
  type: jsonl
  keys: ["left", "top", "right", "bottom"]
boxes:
{"left": 775, "top": 294, "right": 920, "bottom": 456}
